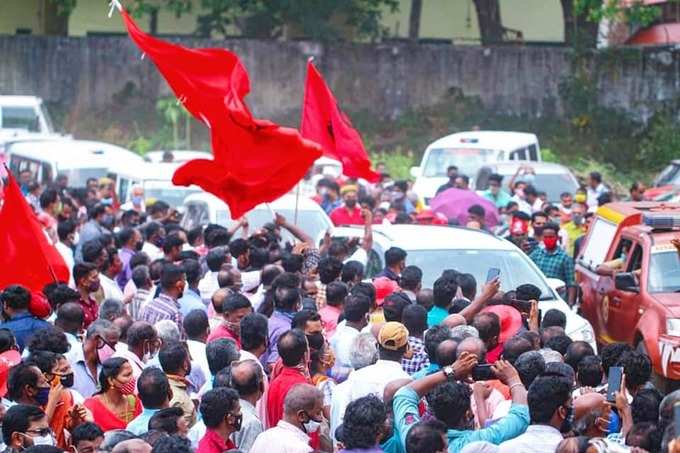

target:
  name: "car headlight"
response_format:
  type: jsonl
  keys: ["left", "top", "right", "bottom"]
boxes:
{"left": 666, "top": 319, "right": 680, "bottom": 336}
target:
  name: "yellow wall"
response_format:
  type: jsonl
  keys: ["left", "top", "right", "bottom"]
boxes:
{"left": 0, "top": 0, "right": 564, "bottom": 42}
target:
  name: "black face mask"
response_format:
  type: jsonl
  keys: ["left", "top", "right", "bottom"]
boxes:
{"left": 135, "top": 240, "right": 144, "bottom": 252}
{"left": 60, "top": 373, "right": 74, "bottom": 388}
{"left": 306, "top": 332, "right": 325, "bottom": 351}
{"left": 560, "top": 405, "right": 574, "bottom": 433}
{"left": 228, "top": 413, "right": 243, "bottom": 431}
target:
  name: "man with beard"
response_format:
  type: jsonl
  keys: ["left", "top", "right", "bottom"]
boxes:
{"left": 330, "top": 185, "right": 364, "bottom": 226}
{"left": 498, "top": 375, "right": 573, "bottom": 453}
{"left": 117, "top": 228, "right": 144, "bottom": 289}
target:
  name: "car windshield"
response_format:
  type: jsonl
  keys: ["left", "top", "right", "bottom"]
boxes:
{"left": 423, "top": 148, "right": 500, "bottom": 178}
{"left": 1, "top": 106, "right": 40, "bottom": 132}
{"left": 143, "top": 182, "right": 201, "bottom": 208}
{"left": 405, "top": 249, "right": 555, "bottom": 298}
{"left": 655, "top": 164, "right": 680, "bottom": 186}
{"left": 497, "top": 174, "right": 577, "bottom": 202}
{"left": 648, "top": 251, "right": 680, "bottom": 293}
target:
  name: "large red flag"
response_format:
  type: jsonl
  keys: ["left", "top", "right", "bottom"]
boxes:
{"left": 120, "top": 10, "right": 322, "bottom": 218}
{"left": 0, "top": 172, "right": 69, "bottom": 294}
{"left": 301, "top": 60, "right": 379, "bottom": 183}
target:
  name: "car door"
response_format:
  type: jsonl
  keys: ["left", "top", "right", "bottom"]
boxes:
{"left": 604, "top": 237, "right": 644, "bottom": 343}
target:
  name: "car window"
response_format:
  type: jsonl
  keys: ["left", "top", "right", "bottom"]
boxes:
{"left": 423, "top": 148, "right": 500, "bottom": 178}
{"left": 405, "top": 249, "right": 554, "bottom": 298}
{"left": 1, "top": 106, "right": 40, "bottom": 132}
{"left": 365, "top": 249, "right": 382, "bottom": 279}
{"left": 181, "top": 202, "right": 209, "bottom": 231}
{"left": 580, "top": 218, "right": 618, "bottom": 269}
{"left": 648, "top": 251, "right": 680, "bottom": 293}
{"left": 626, "top": 244, "right": 643, "bottom": 273}
{"left": 528, "top": 144, "right": 539, "bottom": 161}
{"left": 655, "top": 163, "right": 680, "bottom": 186}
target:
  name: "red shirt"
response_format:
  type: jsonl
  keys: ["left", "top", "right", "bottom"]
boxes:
{"left": 79, "top": 296, "right": 98, "bottom": 329}
{"left": 196, "top": 428, "right": 236, "bottom": 453}
{"left": 267, "top": 367, "right": 308, "bottom": 427}
{"left": 329, "top": 206, "right": 364, "bottom": 226}
{"left": 206, "top": 324, "right": 241, "bottom": 348}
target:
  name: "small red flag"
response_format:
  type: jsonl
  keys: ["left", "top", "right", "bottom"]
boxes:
{"left": 0, "top": 172, "right": 69, "bottom": 294}
{"left": 301, "top": 60, "right": 379, "bottom": 183}
{"left": 120, "top": 11, "right": 322, "bottom": 219}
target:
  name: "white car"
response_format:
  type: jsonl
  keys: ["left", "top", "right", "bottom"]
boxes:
{"left": 181, "top": 192, "right": 333, "bottom": 245}
{"left": 411, "top": 131, "right": 541, "bottom": 203}
{"left": 0, "top": 96, "right": 56, "bottom": 136}
{"left": 333, "top": 224, "right": 596, "bottom": 350}
{"left": 136, "top": 162, "right": 202, "bottom": 208}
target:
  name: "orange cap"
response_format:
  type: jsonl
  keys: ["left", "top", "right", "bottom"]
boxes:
{"left": 373, "top": 277, "right": 400, "bottom": 306}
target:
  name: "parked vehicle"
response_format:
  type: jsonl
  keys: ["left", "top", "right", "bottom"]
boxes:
{"left": 181, "top": 192, "right": 332, "bottom": 245}
{"left": 5, "top": 138, "right": 145, "bottom": 202}
{"left": 333, "top": 224, "right": 596, "bottom": 349}
{"left": 475, "top": 162, "right": 579, "bottom": 204}
{"left": 0, "top": 96, "right": 56, "bottom": 136}
{"left": 644, "top": 160, "right": 680, "bottom": 200}
{"left": 137, "top": 162, "right": 202, "bottom": 208}
{"left": 411, "top": 131, "right": 541, "bottom": 203}
{"left": 576, "top": 202, "right": 680, "bottom": 388}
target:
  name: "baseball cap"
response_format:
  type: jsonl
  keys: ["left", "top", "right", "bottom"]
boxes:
{"left": 481, "top": 305, "right": 522, "bottom": 344}
{"left": 374, "top": 277, "right": 400, "bottom": 306}
{"left": 340, "top": 185, "right": 359, "bottom": 196}
{"left": 0, "top": 350, "right": 21, "bottom": 397}
{"left": 378, "top": 322, "right": 409, "bottom": 351}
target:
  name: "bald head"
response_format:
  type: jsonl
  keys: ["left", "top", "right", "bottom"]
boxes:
{"left": 55, "top": 302, "right": 84, "bottom": 333}
{"left": 436, "top": 339, "right": 459, "bottom": 367}
{"left": 111, "top": 439, "right": 152, "bottom": 453}
{"left": 230, "top": 360, "right": 263, "bottom": 398}
{"left": 284, "top": 383, "right": 323, "bottom": 416}
{"left": 540, "top": 326, "right": 565, "bottom": 347}
{"left": 457, "top": 336, "right": 486, "bottom": 361}
{"left": 211, "top": 288, "right": 232, "bottom": 314}
{"left": 218, "top": 267, "right": 242, "bottom": 289}
{"left": 443, "top": 314, "right": 466, "bottom": 329}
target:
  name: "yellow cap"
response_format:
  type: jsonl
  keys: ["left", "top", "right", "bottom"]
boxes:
{"left": 378, "top": 322, "right": 409, "bottom": 350}
{"left": 340, "top": 184, "right": 359, "bottom": 196}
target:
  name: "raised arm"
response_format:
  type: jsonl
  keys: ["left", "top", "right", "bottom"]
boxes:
{"left": 360, "top": 208, "right": 373, "bottom": 252}
{"left": 276, "top": 213, "right": 313, "bottom": 246}
{"left": 457, "top": 278, "right": 501, "bottom": 323}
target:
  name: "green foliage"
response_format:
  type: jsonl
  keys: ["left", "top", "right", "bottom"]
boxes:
{"left": 370, "top": 147, "right": 415, "bottom": 180}
{"left": 639, "top": 113, "right": 680, "bottom": 172}
{"left": 49, "top": 0, "right": 78, "bottom": 16}
{"left": 156, "top": 96, "right": 193, "bottom": 149}
{"left": 196, "top": 0, "right": 398, "bottom": 40}
{"left": 574, "top": 0, "right": 661, "bottom": 27}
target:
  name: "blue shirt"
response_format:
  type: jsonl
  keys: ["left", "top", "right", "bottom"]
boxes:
{"left": 179, "top": 288, "right": 207, "bottom": 318}
{"left": 381, "top": 433, "right": 405, "bottom": 453}
{"left": 0, "top": 313, "right": 50, "bottom": 351}
{"left": 127, "top": 407, "right": 160, "bottom": 435}
{"left": 393, "top": 387, "right": 530, "bottom": 452}
{"left": 411, "top": 363, "right": 440, "bottom": 380}
{"left": 426, "top": 306, "right": 449, "bottom": 328}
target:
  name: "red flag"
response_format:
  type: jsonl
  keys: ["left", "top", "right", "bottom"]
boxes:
{"left": 0, "top": 172, "right": 69, "bottom": 294}
{"left": 120, "top": 11, "right": 321, "bottom": 218}
{"left": 301, "top": 60, "right": 379, "bottom": 183}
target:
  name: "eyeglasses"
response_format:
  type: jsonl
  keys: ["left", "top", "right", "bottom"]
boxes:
{"left": 24, "top": 427, "right": 52, "bottom": 437}
{"left": 96, "top": 337, "right": 116, "bottom": 350}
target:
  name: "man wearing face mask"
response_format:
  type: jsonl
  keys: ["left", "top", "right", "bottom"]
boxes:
{"left": 207, "top": 293, "right": 252, "bottom": 347}
{"left": 159, "top": 340, "right": 197, "bottom": 428}
{"left": 73, "top": 319, "right": 120, "bottom": 399}
{"left": 73, "top": 263, "right": 101, "bottom": 330}
{"left": 140, "top": 264, "right": 187, "bottom": 339}
{"left": 529, "top": 223, "right": 576, "bottom": 305}
{"left": 376, "top": 247, "right": 407, "bottom": 282}
{"left": 482, "top": 174, "right": 511, "bottom": 210}
{"left": 330, "top": 185, "right": 364, "bottom": 226}
{"left": 497, "top": 375, "right": 573, "bottom": 453}
{"left": 252, "top": 383, "right": 324, "bottom": 453}
{"left": 2, "top": 404, "right": 55, "bottom": 451}
{"left": 121, "top": 185, "right": 146, "bottom": 213}
{"left": 197, "top": 387, "right": 242, "bottom": 453}
{"left": 117, "top": 228, "right": 143, "bottom": 290}
{"left": 0, "top": 286, "right": 50, "bottom": 352}
{"left": 560, "top": 202, "right": 587, "bottom": 258}
{"left": 231, "top": 360, "right": 266, "bottom": 452}
{"left": 76, "top": 204, "right": 110, "bottom": 262}
{"left": 142, "top": 222, "right": 166, "bottom": 262}
{"left": 6, "top": 363, "right": 52, "bottom": 413}
{"left": 114, "top": 322, "right": 160, "bottom": 379}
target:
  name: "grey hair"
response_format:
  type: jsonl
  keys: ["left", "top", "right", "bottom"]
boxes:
{"left": 457, "top": 336, "right": 487, "bottom": 361}
{"left": 283, "top": 383, "right": 322, "bottom": 415}
{"left": 450, "top": 325, "right": 479, "bottom": 340}
{"left": 537, "top": 348, "right": 564, "bottom": 364}
{"left": 99, "top": 298, "right": 126, "bottom": 321}
{"left": 86, "top": 318, "right": 118, "bottom": 339}
{"left": 350, "top": 333, "right": 378, "bottom": 370}
{"left": 155, "top": 320, "right": 180, "bottom": 343}
{"left": 99, "top": 430, "right": 137, "bottom": 451}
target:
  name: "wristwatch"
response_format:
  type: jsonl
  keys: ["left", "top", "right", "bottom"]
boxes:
{"left": 442, "top": 365, "right": 456, "bottom": 381}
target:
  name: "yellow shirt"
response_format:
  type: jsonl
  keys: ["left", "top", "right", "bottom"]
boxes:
{"left": 562, "top": 221, "right": 586, "bottom": 257}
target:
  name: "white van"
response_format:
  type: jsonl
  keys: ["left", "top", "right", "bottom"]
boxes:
{"left": 0, "top": 96, "right": 56, "bottom": 136}
{"left": 5, "top": 139, "right": 145, "bottom": 202}
{"left": 411, "top": 131, "right": 541, "bottom": 203}
{"left": 181, "top": 192, "right": 333, "bottom": 245}
{"left": 137, "top": 162, "right": 202, "bottom": 208}
{"left": 144, "top": 150, "right": 212, "bottom": 164}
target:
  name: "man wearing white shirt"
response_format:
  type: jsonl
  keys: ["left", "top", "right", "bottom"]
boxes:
{"left": 330, "top": 295, "right": 371, "bottom": 382}
{"left": 239, "top": 313, "right": 270, "bottom": 428}
{"left": 498, "top": 375, "right": 572, "bottom": 453}
{"left": 199, "top": 248, "right": 228, "bottom": 304}
{"left": 142, "top": 222, "right": 166, "bottom": 262}
{"left": 113, "top": 321, "right": 159, "bottom": 380}
{"left": 346, "top": 322, "right": 411, "bottom": 403}
{"left": 183, "top": 309, "right": 211, "bottom": 381}
{"left": 56, "top": 220, "right": 77, "bottom": 286}
{"left": 249, "top": 384, "right": 323, "bottom": 453}
{"left": 586, "top": 171, "right": 608, "bottom": 212}
{"left": 55, "top": 302, "right": 85, "bottom": 367}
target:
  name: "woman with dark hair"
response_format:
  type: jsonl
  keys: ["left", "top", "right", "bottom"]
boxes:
{"left": 83, "top": 357, "right": 142, "bottom": 431}
{"left": 309, "top": 342, "right": 336, "bottom": 420}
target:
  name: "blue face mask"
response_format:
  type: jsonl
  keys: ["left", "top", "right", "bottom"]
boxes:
{"left": 132, "top": 196, "right": 143, "bottom": 205}
{"left": 34, "top": 386, "right": 50, "bottom": 406}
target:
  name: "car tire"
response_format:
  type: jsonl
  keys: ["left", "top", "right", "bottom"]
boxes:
{"left": 636, "top": 340, "right": 680, "bottom": 394}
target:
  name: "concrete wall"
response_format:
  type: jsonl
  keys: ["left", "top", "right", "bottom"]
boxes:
{"left": 0, "top": 35, "right": 678, "bottom": 126}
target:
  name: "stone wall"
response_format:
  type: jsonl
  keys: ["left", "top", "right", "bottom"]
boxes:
{"left": 1, "top": 35, "right": 679, "bottom": 125}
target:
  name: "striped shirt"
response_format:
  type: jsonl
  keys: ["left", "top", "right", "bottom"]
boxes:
{"left": 140, "top": 293, "right": 185, "bottom": 338}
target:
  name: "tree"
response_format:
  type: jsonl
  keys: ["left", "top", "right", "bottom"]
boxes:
{"left": 472, "top": 0, "right": 504, "bottom": 45}
{"left": 42, "top": 0, "right": 76, "bottom": 36}
{"left": 196, "top": 0, "right": 399, "bottom": 40}
{"left": 129, "top": 0, "right": 193, "bottom": 35}
{"left": 567, "top": 0, "right": 662, "bottom": 47}
{"left": 408, "top": 0, "right": 422, "bottom": 40}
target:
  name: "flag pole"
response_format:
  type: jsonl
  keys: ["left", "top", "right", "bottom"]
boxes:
{"left": 294, "top": 182, "right": 301, "bottom": 226}
{"left": 294, "top": 56, "right": 314, "bottom": 227}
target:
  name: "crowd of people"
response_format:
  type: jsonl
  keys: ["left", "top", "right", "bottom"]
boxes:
{"left": 0, "top": 163, "right": 671, "bottom": 453}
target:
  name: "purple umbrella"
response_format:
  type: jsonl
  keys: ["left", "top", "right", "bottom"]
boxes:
{"left": 430, "top": 188, "right": 500, "bottom": 227}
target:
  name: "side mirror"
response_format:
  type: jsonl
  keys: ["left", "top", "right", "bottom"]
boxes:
{"left": 410, "top": 166, "right": 421, "bottom": 178}
{"left": 614, "top": 272, "right": 639, "bottom": 293}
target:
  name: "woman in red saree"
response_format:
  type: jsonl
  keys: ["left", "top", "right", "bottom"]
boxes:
{"left": 84, "top": 357, "right": 142, "bottom": 431}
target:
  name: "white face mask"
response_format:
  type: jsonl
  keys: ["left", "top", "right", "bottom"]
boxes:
{"left": 72, "top": 231, "right": 80, "bottom": 246}
{"left": 24, "top": 432, "right": 55, "bottom": 447}
{"left": 303, "top": 414, "right": 321, "bottom": 434}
